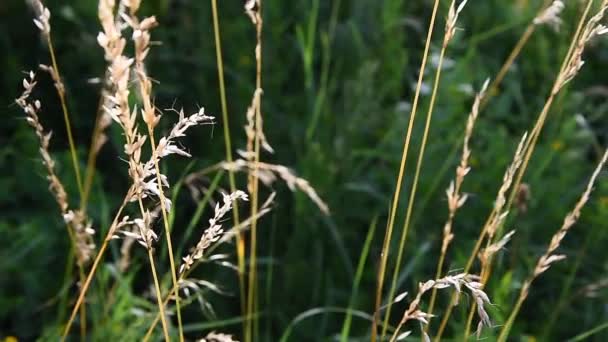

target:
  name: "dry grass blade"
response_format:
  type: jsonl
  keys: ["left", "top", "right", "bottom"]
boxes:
{"left": 244, "top": 1, "right": 265, "bottom": 340}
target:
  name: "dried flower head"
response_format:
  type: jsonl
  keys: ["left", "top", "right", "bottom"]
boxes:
{"left": 534, "top": 0, "right": 565, "bottom": 31}
{"left": 244, "top": 0, "right": 260, "bottom": 25}
{"left": 441, "top": 79, "right": 488, "bottom": 253}
{"left": 198, "top": 331, "right": 238, "bottom": 342}
{"left": 390, "top": 273, "right": 492, "bottom": 341}
{"left": 16, "top": 72, "right": 96, "bottom": 265}
{"left": 555, "top": 3, "right": 608, "bottom": 92}
{"left": 532, "top": 150, "right": 608, "bottom": 279}
{"left": 445, "top": 0, "right": 468, "bottom": 43}
{"left": 180, "top": 191, "right": 249, "bottom": 274}
{"left": 32, "top": 0, "right": 51, "bottom": 35}
{"left": 486, "top": 132, "right": 528, "bottom": 241}
{"left": 221, "top": 159, "right": 329, "bottom": 214}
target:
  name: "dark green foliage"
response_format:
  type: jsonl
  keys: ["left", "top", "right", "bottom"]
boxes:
{"left": 1, "top": 0, "right": 607, "bottom": 341}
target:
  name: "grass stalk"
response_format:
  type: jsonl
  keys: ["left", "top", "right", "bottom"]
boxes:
{"left": 143, "top": 201, "right": 273, "bottom": 340}
{"left": 136, "top": 198, "right": 171, "bottom": 342}
{"left": 80, "top": 92, "right": 106, "bottom": 210}
{"left": 146, "top": 127, "right": 185, "bottom": 341}
{"left": 246, "top": 2, "right": 265, "bottom": 341}
{"left": 371, "top": 0, "right": 441, "bottom": 340}
{"left": 146, "top": 247, "right": 171, "bottom": 341}
{"left": 45, "top": 36, "right": 84, "bottom": 197}
{"left": 435, "top": 3, "right": 595, "bottom": 338}
{"left": 210, "top": 0, "right": 245, "bottom": 318}
{"left": 477, "top": 1, "right": 597, "bottom": 301}
{"left": 382, "top": 29, "right": 449, "bottom": 337}
{"left": 497, "top": 149, "right": 608, "bottom": 342}
{"left": 504, "top": 0, "right": 594, "bottom": 233}
{"left": 481, "top": 0, "right": 554, "bottom": 109}
{"left": 62, "top": 196, "right": 129, "bottom": 340}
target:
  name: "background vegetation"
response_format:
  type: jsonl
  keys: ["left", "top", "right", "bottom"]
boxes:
{"left": 1, "top": 0, "right": 607, "bottom": 340}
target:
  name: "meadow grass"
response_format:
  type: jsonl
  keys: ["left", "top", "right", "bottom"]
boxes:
{"left": 4, "top": 0, "right": 608, "bottom": 341}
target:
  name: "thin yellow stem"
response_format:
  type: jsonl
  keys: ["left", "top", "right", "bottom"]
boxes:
{"left": 62, "top": 219, "right": 88, "bottom": 340}
{"left": 62, "top": 196, "right": 128, "bottom": 340}
{"left": 434, "top": 2, "right": 590, "bottom": 338}
{"left": 372, "top": 1, "right": 441, "bottom": 340}
{"left": 481, "top": 25, "right": 535, "bottom": 109}
{"left": 147, "top": 248, "right": 171, "bottom": 341}
{"left": 504, "top": 0, "right": 593, "bottom": 233}
{"left": 382, "top": 38, "right": 447, "bottom": 338}
{"left": 211, "top": 0, "right": 245, "bottom": 318}
{"left": 246, "top": 2, "right": 264, "bottom": 341}
{"left": 78, "top": 266, "right": 86, "bottom": 342}
{"left": 426, "top": 240, "right": 447, "bottom": 326}
{"left": 481, "top": 0, "right": 553, "bottom": 109}
{"left": 496, "top": 285, "right": 528, "bottom": 342}
{"left": 147, "top": 126, "right": 184, "bottom": 342}
{"left": 46, "top": 36, "right": 84, "bottom": 197}
{"left": 137, "top": 198, "right": 171, "bottom": 342}
{"left": 81, "top": 92, "right": 106, "bottom": 210}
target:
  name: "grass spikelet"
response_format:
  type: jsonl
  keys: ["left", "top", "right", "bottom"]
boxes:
{"left": 390, "top": 273, "right": 493, "bottom": 342}
{"left": 497, "top": 149, "right": 608, "bottom": 341}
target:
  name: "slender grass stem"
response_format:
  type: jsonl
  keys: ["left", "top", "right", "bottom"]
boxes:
{"left": 503, "top": 0, "right": 593, "bottom": 236}
{"left": 481, "top": 0, "right": 554, "bottom": 109}
{"left": 246, "top": 2, "right": 264, "bottom": 341}
{"left": 210, "top": 0, "right": 245, "bottom": 318}
{"left": 382, "top": 37, "right": 448, "bottom": 337}
{"left": 481, "top": 24, "right": 535, "bottom": 109}
{"left": 146, "top": 126, "right": 184, "bottom": 341}
{"left": 147, "top": 247, "right": 171, "bottom": 341}
{"left": 46, "top": 36, "right": 84, "bottom": 197}
{"left": 435, "top": 3, "right": 594, "bottom": 338}
{"left": 143, "top": 203, "right": 272, "bottom": 340}
{"left": 81, "top": 91, "right": 107, "bottom": 210}
{"left": 372, "top": 1, "right": 441, "bottom": 341}
{"left": 62, "top": 196, "right": 129, "bottom": 340}
{"left": 137, "top": 198, "right": 171, "bottom": 342}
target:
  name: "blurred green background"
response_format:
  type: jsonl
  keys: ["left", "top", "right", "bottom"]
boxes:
{"left": 1, "top": 0, "right": 607, "bottom": 340}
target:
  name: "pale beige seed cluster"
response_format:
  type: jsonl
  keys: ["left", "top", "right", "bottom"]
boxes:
{"left": 198, "top": 331, "right": 238, "bottom": 342}
{"left": 16, "top": 72, "right": 96, "bottom": 266}
{"left": 179, "top": 191, "right": 249, "bottom": 275}
{"left": 555, "top": 2, "right": 608, "bottom": 93}
{"left": 391, "top": 273, "right": 492, "bottom": 341}
{"left": 441, "top": 79, "right": 488, "bottom": 254}
{"left": 221, "top": 159, "right": 330, "bottom": 215}
{"left": 533, "top": 0, "right": 564, "bottom": 31}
